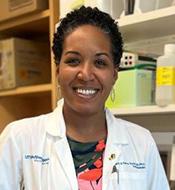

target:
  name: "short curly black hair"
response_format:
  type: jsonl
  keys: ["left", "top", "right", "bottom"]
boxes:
{"left": 52, "top": 6, "right": 123, "bottom": 67}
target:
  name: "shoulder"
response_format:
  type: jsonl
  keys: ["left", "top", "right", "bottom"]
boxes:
{"left": 117, "top": 118, "right": 153, "bottom": 143}
{"left": 116, "top": 117, "right": 150, "bottom": 135}
{"left": 0, "top": 112, "right": 53, "bottom": 145}
{"left": 106, "top": 109, "right": 154, "bottom": 145}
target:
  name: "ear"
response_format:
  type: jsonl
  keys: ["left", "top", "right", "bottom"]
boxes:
{"left": 112, "top": 67, "right": 118, "bottom": 85}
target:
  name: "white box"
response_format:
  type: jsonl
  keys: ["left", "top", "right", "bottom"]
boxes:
{"left": 59, "top": 0, "right": 124, "bottom": 19}
{"left": 0, "top": 38, "right": 50, "bottom": 90}
{"left": 85, "top": 0, "right": 124, "bottom": 19}
{"left": 134, "top": 0, "right": 175, "bottom": 14}
{"left": 0, "top": 0, "right": 48, "bottom": 22}
{"left": 106, "top": 69, "right": 155, "bottom": 108}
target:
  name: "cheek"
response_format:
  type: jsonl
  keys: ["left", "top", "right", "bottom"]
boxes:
{"left": 57, "top": 67, "right": 76, "bottom": 89}
{"left": 100, "top": 74, "right": 115, "bottom": 96}
{"left": 104, "top": 71, "right": 117, "bottom": 87}
{"left": 58, "top": 73, "right": 68, "bottom": 87}
{"left": 57, "top": 66, "right": 69, "bottom": 81}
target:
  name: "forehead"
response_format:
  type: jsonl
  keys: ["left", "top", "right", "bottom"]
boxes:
{"left": 63, "top": 24, "right": 111, "bottom": 52}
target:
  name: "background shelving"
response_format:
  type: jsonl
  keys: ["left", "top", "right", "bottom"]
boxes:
{"left": 111, "top": 105, "right": 175, "bottom": 132}
{"left": 114, "top": 6, "right": 175, "bottom": 132}
{"left": 111, "top": 104, "right": 175, "bottom": 115}
{"left": 0, "top": 84, "right": 52, "bottom": 97}
{"left": 118, "top": 5, "right": 175, "bottom": 42}
{"left": 0, "top": 0, "right": 59, "bottom": 132}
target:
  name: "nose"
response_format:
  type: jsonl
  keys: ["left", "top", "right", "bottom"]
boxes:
{"left": 77, "top": 62, "right": 95, "bottom": 82}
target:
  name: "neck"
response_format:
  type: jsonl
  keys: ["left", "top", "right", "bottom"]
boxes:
{"left": 63, "top": 105, "right": 107, "bottom": 143}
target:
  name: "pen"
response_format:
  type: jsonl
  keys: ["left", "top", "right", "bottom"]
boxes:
{"left": 112, "top": 165, "right": 120, "bottom": 184}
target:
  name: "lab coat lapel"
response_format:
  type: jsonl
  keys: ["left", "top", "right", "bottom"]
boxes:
{"left": 46, "top": 100, "right": 78, "bottom": 190}
{"left": 54, "top": 138, "right": 78, "bottom": 190}
{"left": 102, "top": 109, "right": 129, "bottom": 189}
{"left": 103, "top": 142, "right": 122, "bottom": 189}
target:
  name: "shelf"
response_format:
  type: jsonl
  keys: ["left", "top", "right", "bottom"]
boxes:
{"left": 111, "top": 104, "right": 175, "bottom": 116}
{"left": 0, "top": 9, "right": 50, "bottom": 38}
{"left": 118, "top": 6, "right": 175, "bottom": 42}
{"left": 0, "top": 83, "right": 52, "bottom": 97}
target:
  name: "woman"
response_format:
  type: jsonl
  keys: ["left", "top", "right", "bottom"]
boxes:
{"left": 0, "top": 6, "right": 169, "bottom": 190}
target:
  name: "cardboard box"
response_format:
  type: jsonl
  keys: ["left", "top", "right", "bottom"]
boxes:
{"left": 0, "top": 0, "right": 48, "bottom": 22}
{"left": 106, "top": 69, "right": 155, "bottom": 108}
{"left": 0, "top": 38, "right": 50, "bottom": 90}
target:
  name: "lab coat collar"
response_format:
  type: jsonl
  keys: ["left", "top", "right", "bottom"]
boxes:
{"left": 103, "top": 109, "right": 129, "bottom": 189}
{"left": 46, "top": 99, "right": 66, "bottom": 138}
{"left": 105, "top": 108, "right": 128, "bottom": 145}
{"left": 46, "top": 99, "right": 129, "bottom": 145}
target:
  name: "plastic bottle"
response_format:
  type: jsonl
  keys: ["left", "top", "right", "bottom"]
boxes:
{"left": 155, "top": 44, "right": 175, "bottom": 107}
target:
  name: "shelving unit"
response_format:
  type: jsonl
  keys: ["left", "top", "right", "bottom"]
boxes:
{"left": 110, "top": 107, "right": 175, "bottom": 133}
{"left": 0, "top": 84, "right": 52, "bottom": 97}
{"left": 113, "top": 6, "right": 175, "bottom": 132}
{"left": 111, "top": 104, "right": 175, "bottom": 115}
{"left": 110, "top": 105, "right": 175, "bottom": 132}
{"left": 118, "top": 5, "right": 175, "bottom": 42}
{"left": 0, "top": 0, "right": 59, "bottom": 132}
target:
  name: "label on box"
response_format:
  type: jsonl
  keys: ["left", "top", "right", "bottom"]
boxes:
{"left": 9, "top": 0, "right": 32, "bottom": 11}
{"left": 156, "top": 66, "right": 175, "bottom": 86}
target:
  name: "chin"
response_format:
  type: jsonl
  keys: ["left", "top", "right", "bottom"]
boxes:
{"left": 73, "top": 103, "right": 104, "bottom": 116}
{"left": 64, "top": 98, "right": 105, "bottom": 116}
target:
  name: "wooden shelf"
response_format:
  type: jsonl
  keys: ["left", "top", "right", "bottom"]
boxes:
{"left": 118, "top": 6, "right": 175, "bottom": 42}
{"left": 0, "top": 0, "right": 59, "bottom": 131}
{"left": 0, "top": 9, "right": 50, "bottom": 38}
{"left": 111, "top": 104, "right": 175, "bottom": 116}
{"left": 0, "top": 9, "right": 50, "bottom": 30}
{"left": 0, "top": 83, "right": 52, "bottom": 97}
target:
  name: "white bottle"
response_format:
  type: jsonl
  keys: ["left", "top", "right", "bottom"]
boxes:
{"left": 155, "top": 44, "right": 175, "bottom": 107}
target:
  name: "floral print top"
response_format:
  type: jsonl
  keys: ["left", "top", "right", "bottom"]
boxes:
{"left": 67, "top": 137, "right": 106, "bottom": 190}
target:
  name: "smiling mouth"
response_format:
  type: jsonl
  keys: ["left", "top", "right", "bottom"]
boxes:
{"left": 73, "top": 87, "right": 99, "bottom": 97}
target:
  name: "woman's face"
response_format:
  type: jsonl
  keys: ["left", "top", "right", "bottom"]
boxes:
{"left": 57, "top": 24, "right": 118, "bottom": 116}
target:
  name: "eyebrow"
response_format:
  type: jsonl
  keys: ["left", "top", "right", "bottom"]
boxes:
{"left": 65, "top": 51, "right": 110, "bottom": 57}
{"left": 95, "top": 52, "right": 111, "bottom": 58}
{"left": 64, "top": 51, "right": 80, "bottom": 56}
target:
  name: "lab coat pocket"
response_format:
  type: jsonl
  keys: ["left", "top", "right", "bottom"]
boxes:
{"left": 108, "top": 171, "right": 120, "bottom": 190}
{"left": 119, "top": 170, "right": 146, "bottom": 190}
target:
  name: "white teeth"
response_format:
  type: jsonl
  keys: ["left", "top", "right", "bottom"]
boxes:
{"left": 77, "top": 88, "right": 96, "bottom": 95}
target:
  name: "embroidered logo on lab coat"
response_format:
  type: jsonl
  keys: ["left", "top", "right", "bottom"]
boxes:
{"left": 24, "top": 154, "right": 49, "bottom": 165}
{"left": 115, "top": 161, "right": 146, "bottom": 169}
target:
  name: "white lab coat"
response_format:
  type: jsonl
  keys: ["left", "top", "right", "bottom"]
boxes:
{"left": 0, "top": 100, "right": 170, "bottom": 190}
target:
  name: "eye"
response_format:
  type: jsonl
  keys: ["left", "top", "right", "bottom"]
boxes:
{"left": 95, "top": 59, "right": 107, "bottom": 68}
{"left": 64, "top": 58, "right": 80, "bottom": 66}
